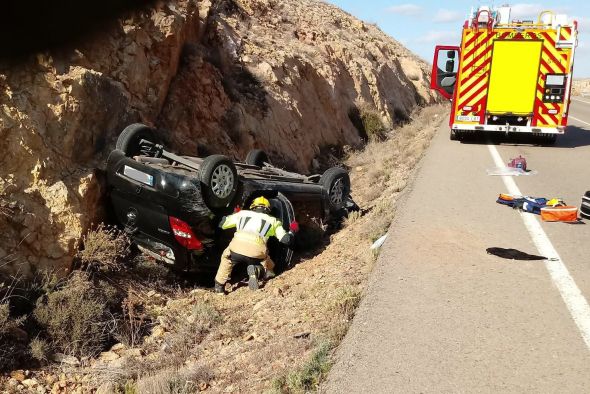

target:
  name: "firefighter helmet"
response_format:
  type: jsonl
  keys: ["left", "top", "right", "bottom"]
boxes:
{"left": 250, "top": 196, "right": 271, "bottom": 210}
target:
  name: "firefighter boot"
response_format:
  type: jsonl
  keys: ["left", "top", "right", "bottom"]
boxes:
{"left": 264, "top": 270, "right": 276, "bottom": 280}
{"left": 214, "top": 281, "right": 225, "bottom": 294}
{"left": 247, "top": 265, "right": 263, "bottom": 290}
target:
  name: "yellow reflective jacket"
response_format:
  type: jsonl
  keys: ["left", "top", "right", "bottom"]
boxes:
{"left": 220, "top": 210, "right": 288, "bottom": 245}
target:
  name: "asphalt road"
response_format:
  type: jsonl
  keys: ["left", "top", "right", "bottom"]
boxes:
{"left": 325, "top": 98, "right": 590, "bottom": 393}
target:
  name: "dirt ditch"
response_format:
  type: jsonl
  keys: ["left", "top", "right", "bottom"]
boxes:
{"left": 0, "top": 104, "right": 448, "bottom": 393}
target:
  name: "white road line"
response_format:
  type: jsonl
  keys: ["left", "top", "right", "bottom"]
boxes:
{"left": 569, "top": 115, "right": 590, "bottom": 127}
{"left": 488, "top": 144, "right": 590, "bottom": 350}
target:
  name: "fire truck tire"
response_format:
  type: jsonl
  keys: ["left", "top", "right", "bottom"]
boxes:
{"left": 535, "top": 134, "right": 557, "bottom": 146}
{"left": 543, "top": 134, "right": 557, "bottom": 146}
{"left": 450, "top": 130, "right": 457, "bottom": 141}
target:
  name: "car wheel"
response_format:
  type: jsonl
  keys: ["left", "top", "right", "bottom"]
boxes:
{"left": 245, "top": 149, "right": 270, "bottom": 167}
{"left": 116, "top": 123, "right": 158, "bottom": 157}
{"left": 321, "top": 167, "right": 351, "bottom": 212}
{"left": 200, "top": 155, "right": 239, "bottom": 209}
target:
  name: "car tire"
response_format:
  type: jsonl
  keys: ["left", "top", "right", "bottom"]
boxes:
{"left": 200, "top": 155, "right": 239, "bottom": 209}
{"left": 321, "top": 167, "right": 351, "bottom": 212}
{"left": 245, "top": 149, "right": 270, "bottom": 167}
{"left": 116, "top": 123, "right": 158, "bottom": 157}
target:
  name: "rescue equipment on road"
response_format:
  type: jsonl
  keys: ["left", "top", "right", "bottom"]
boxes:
{"left": 541, "top": 205, "right": 578, "bottom": 222}
{"left": 497, "top": 194, "right": 578, "bottom": 221}
{"left": 508, "top": 156, "right": 527, "bottom": 172}
{"left": 430, "top": 5, "right": 578, "bottom": 143}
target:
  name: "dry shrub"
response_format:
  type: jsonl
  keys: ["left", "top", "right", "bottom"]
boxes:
{"left": 34, "top": 272, "right": 115, "bottom": 358}
{"left": 78, "top": 224, "right": 130, "bottom": 272}
{"left": 29, "top": 337, "right": 50, "bottom": 362}
{"left": 115, "top": 290, "right": 151, "bottom": 348}
{"left": 0, "top": 302, "right": 25, "bottom": 370}
{"left": 348, "top": 103, "right": 388, "bottom": 142}
{"left": 0, "top": 277, "right": 28, "bottom": 371}
{"left": 343, "top": 210, "right": 361, "bottom": 227}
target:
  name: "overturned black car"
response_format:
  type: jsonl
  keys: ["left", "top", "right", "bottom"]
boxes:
{"left": 106, "top": 124, "right": 353, "bottom": 273}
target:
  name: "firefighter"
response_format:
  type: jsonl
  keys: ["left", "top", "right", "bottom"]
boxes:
{"left": 214, "top": 196, "right": 296, "bottom": 293}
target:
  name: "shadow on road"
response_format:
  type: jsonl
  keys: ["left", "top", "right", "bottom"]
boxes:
{"left": 486, "top": 247, "right": 547, "bottom": 260}
{"left": 553, "top": 126, "right": 590, "bottom": 148}
{"left": 458, "top": 125, "right": 590, "bottom": 148}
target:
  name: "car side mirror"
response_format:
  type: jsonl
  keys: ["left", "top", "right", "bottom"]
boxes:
{"left": 445, "top": 60, "right": 455, "bottom": 73}
{"left": 440, "top": 76, "right": 456, "bottom": 87}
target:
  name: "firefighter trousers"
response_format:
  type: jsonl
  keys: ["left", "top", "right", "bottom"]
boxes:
{"left": 214, "top": 238, "right": 275, "bottom": 285}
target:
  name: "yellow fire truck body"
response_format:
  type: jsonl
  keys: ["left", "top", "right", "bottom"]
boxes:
{"left": 431, "top": 7, "right": 578, "bottom": 142}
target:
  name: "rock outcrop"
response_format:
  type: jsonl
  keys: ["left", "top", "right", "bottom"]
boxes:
{"left": 0, "top": 0, "right": 438, "bottom": 275}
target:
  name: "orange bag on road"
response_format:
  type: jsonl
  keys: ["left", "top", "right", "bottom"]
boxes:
{"left": 540, "top": 206, "right": 578, "bottom": 222}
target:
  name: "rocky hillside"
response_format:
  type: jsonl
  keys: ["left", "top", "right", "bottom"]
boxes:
{"left": 0, "top": 0, "right": 437, "bottom": 275}
{"left": 572, "top": 78, "right": 590, "bottom": 96}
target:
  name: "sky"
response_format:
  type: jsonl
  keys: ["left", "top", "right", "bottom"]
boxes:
{"left": 325, "top": 1, "right": 590, "bottom": 78}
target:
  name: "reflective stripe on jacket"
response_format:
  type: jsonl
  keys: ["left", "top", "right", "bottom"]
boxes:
{"left": 219, "top": 210, "right": 288, "bottom": 245}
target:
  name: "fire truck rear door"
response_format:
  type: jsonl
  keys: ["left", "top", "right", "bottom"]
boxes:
{"left": 487, "top": 40, "right": 542, "bottom": 115}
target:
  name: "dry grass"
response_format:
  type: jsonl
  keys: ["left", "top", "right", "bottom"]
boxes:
{"left": 271, "top": 339, "right": 333, "bottom": 394}
{"left": 348, "top": 104, "right": 446, "bottom": 242}
{"left": 110, "top": 300, "right": 221, "bottom": 387}
{"left": 134, "top": 366, "right": 212, "bottom": 394}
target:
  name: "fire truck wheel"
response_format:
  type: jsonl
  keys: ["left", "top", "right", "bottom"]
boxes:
{"left": 543, "top": 134, "right": 557, "bottom": 146}
{"left": 535, "top": 134, "right": 557, "bottom": 146}
{"left": 450, "top": 130, "right": 457, "bottom": 141}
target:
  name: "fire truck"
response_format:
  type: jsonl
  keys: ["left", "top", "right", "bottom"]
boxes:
{"left": 430, "top": 6, "right": 578, "bottom": 144}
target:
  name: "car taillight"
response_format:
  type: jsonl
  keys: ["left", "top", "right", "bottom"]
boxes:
{"left": 169, "top": 216, "right": 203, "bottom": 251}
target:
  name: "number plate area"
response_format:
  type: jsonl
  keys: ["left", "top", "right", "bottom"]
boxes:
{"left": 456, "top": 115, "right": 481, "bottom": 122}
{"left": 123, "top": 165, "right": 154, "bottom": 186}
